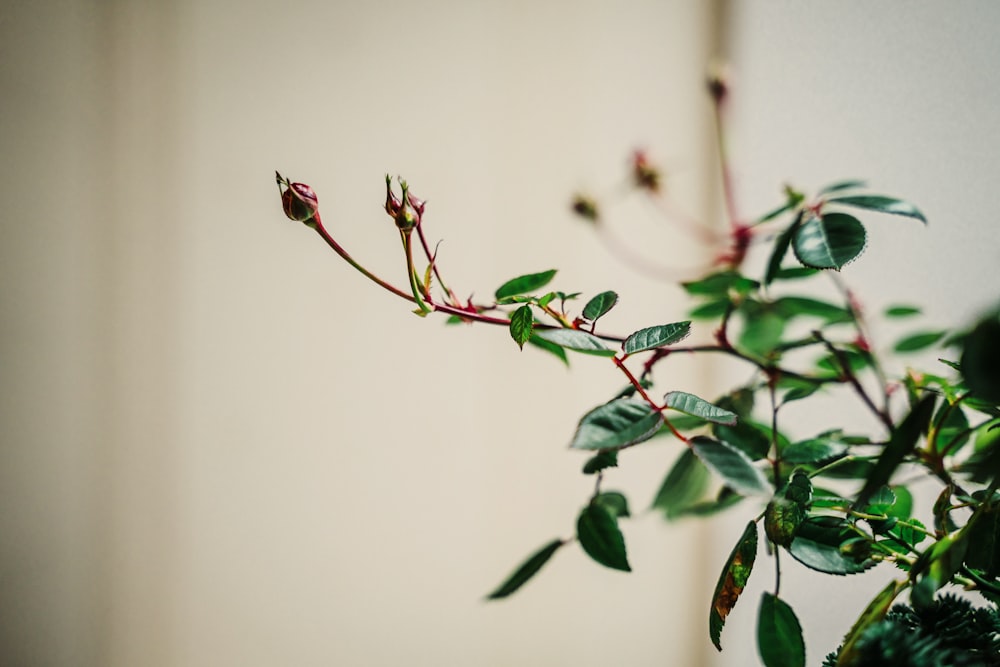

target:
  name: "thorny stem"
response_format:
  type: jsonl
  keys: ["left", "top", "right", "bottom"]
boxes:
{"left": 614, "top": 356, "right": 687, "bottom": 443}
{"left": 829, "top": 272, "right": 892, "bottom": 415}
{"left": 813, "top": 330, "right": 894, "bottom": 433}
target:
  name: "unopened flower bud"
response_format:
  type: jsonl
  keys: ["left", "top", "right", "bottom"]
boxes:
{"left": 276, "top": 172, "right": 320, "bottom": 223}
{"left": 707, "top": 61, "right": 730, "bottom": 103}
{"left": 571, "top": 194, "right": 600, "bottom": 223}
{"left": 631, "top": 150, "right": 662, "bottom": 193}
{"left": 384, "top": 175, "right": 421, "bottom": 231}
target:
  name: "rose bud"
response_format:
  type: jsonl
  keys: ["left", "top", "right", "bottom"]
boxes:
{"left": 631, "top": 150, "right": 661, "bottom": 193}
{"left": 281, "top": 180, "right": 320, "bottom": 223}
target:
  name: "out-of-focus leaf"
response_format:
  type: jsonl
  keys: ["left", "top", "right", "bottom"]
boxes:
{"left": 792, "top": 212, "right": 867, "bottom": 270}
{"left": 763, "top": 214, "right": 801, "bottom": 286}
{"left": 910, "top": 531, "right": 969, "bottom": 609}
{"left": 774, "top": 296, "right": 852, "bottom": 323}
{"left": 527, "top": 333, "right": 569, "bottom": 365}
{"left": 836, "top": 580, "right": 907, "bottom": 666}
{"left": 787, "top": 516, "right": 877, "bottom": 575}
{"left": 569, "top": 398, "right": 664, "bottom": 451}
{"left": 577, "top": 501, "right": 630, "bottom": 571}
{"left": 486, "top": 539, "right": 564, "bottom": 600}
{"left": 582, "top": 450, "right": 618, "bottom": 475}
{"left": 853, "top": 394, "right": 936, "bottom": 510}
{"left": 715, "top": 420, "right": 771, "bottom": 461}
{"left": 663, "top": 391, "right": 737, "bottom": 425}
{"left": 692, "top": 436, "right": 772, "bottom": 497}
{"left": 884, "top": 304, "right": 921, "bottom": 318}
{"left": 964, "top": 492, "right": 1000, "bottom": 579}
{"left": 594, "top": 491, "right": 630, "bottom": 518}
{"left": 818, "top": 179, "right": 867, "bottom": 195}
{"left": 782, "top": 438, "right": 848, "bottom": 465}
{"left": 935, "top": 401, "right": 970, "bottom": 455}
{"left": 582, "top": 290, "right": 619, "bottom": 323}
{"left": 623, "top": 321, "right": 691, "bottom": 354}
{"left": 689, "top": 299, "right": 730, "bottom": 320}
{"left": 757, "top": 593, "right": 806, "bottom": 667}
{"left": 495, "top": 269, "right": 557, "bottom": 299}
{"left": 683, "top": 271, "right": 759, "bottom": 298}
{"left": 738, "top": 303, "right": 786, "bottom": 359}
{"left": 710, "top": 521, "right": 758, "bottom": 650}
{"left": 961, "top": 311, "right": 1000, "bottom": 403}
{"left": 893, "top": 330, "right": 946, "bottom": 353}
{"left": 651, "top": 448, "right": 710, "bottom": 519}
{"left": 826, "top": 194, "right": 927, "bottom": 223}
{"left": 535, "top": 328, "right": 617, "bottom": 357}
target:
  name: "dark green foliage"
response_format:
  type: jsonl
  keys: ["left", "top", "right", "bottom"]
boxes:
{"left": 824, "top": 595, "right": 1000, "bottom": 667}
{"left": 487, "top": 539, "right": 564, "bottom": 600}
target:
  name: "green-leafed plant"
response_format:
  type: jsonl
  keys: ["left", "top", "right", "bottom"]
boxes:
{"left": 274, "top": 72, "right": 1000, "bottom": 666}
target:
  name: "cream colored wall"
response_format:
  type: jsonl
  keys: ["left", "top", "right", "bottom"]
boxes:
{"left": 2, "top": 1, "right": 723, "bottom": 666}
{"left": 12, "top": 2, "right": 995, "bottom": 666}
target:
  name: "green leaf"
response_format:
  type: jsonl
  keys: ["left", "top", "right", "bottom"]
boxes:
{"left": 773, "top": 296, "right": 852, "bottom": 324}
{"left": 763, "top": 214, "right": 801, "bottom": 286}
{"left": 495, "top": 269, "right": 557, "bottom": 300}
{"left": 910, "top": 531, "right": 969, "bottom": 609}
{"left": 623, "top": 321, "right": 691, "bottom": 354}
{"left": 772, "top": 267, "right": 818, "bottom": 281}
{"left": 509, "top": 305, "right": 534, "bottom": 350}
{"left": 884, "top": 304, "right": 921, "bottom": 318}
{"left": 664, "top": 391, "right": 737, "bottom": 425}
{"left": 534, "top": 328, "right": 617, "bottom": 356}
{"left": 577, "top": 502, "right": 630, "bottom": 571}
{"left": 893, "top": 330, "right": 946, "bottom": 353}
{"left": 683, "top": 271, "right": 759, "bottom": 297}
{"left": 818, "top": 179, "right": 867, "bottom": 195}
{"left": 651, "top": 448, "right": 710, "bottom": 519}
{"left": 691, "top": 436, "right": 772, "bottom": 497}
{"left": 826, "top": 194, "right": 927, "bottom": 223}
{"left": 595, "top": 491, "right": 630, "bottom": 518}
{"left": 715, "top": 420, "right": 771, "bottom": 460}
{"left": 582, "top": 450, "right": 618, "bottom": 475}
{"left": 965, "top": 496, "right": 1000, "bottom": 578}
{"left": 792, "top": 212, "right": 867, "bottom": 270}
{"left": 569, "top": 398, "right": 665, "bottom": 451}
{"left": 710, "top": 521, "right": 758, "bottom": 651}
{"left": 757, "top": 593, "right": 805, "bottom": 667}
{"left": 836, "top": 580, "right": 906, "bottom": 665}
{"left": 787, "top": 516, "right": 877, "bottom": 575}
{"left": 961, "top": 312, "right": 1000, "bottom": 403}
{"left": 688, "top": 299, "right": 731, "bottom": 320}
{"left": 582, "top": 291, "right": 619, "bottom": 322}
{"left": 737, "top": 303, "right": 785, "bottom": 359}
{"left": 935, "top": 401, "right": 970, "bottom": 454}
{"left": 486, "top": 539, "right": 564, "bottom": 599}
{"left": 526, "top": 333, "right": 569, "bottom": 365}
{"left": 853, "top": 394, "right": 936, "bottom": 510}
{"left": 764, "top": 471, "right": 812, "bottom": 547}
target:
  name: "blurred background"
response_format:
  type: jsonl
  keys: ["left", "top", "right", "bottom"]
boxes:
{"left": 3, "top": 1, "right": 1000, "bottom": 665}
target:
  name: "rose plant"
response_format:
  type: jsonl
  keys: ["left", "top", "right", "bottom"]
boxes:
{"left": 274, "top": 73, "right": 1000, "bottom": 666}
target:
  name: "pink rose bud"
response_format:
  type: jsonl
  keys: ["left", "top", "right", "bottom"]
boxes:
{"left": 281, "top": 181, "right": 320, "bottom": 222}
{"left": 276, "top": 172, "right": 319, "bottom": 223}
{"left": 631, "top": 150, "right": 661, "bottom": 193}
